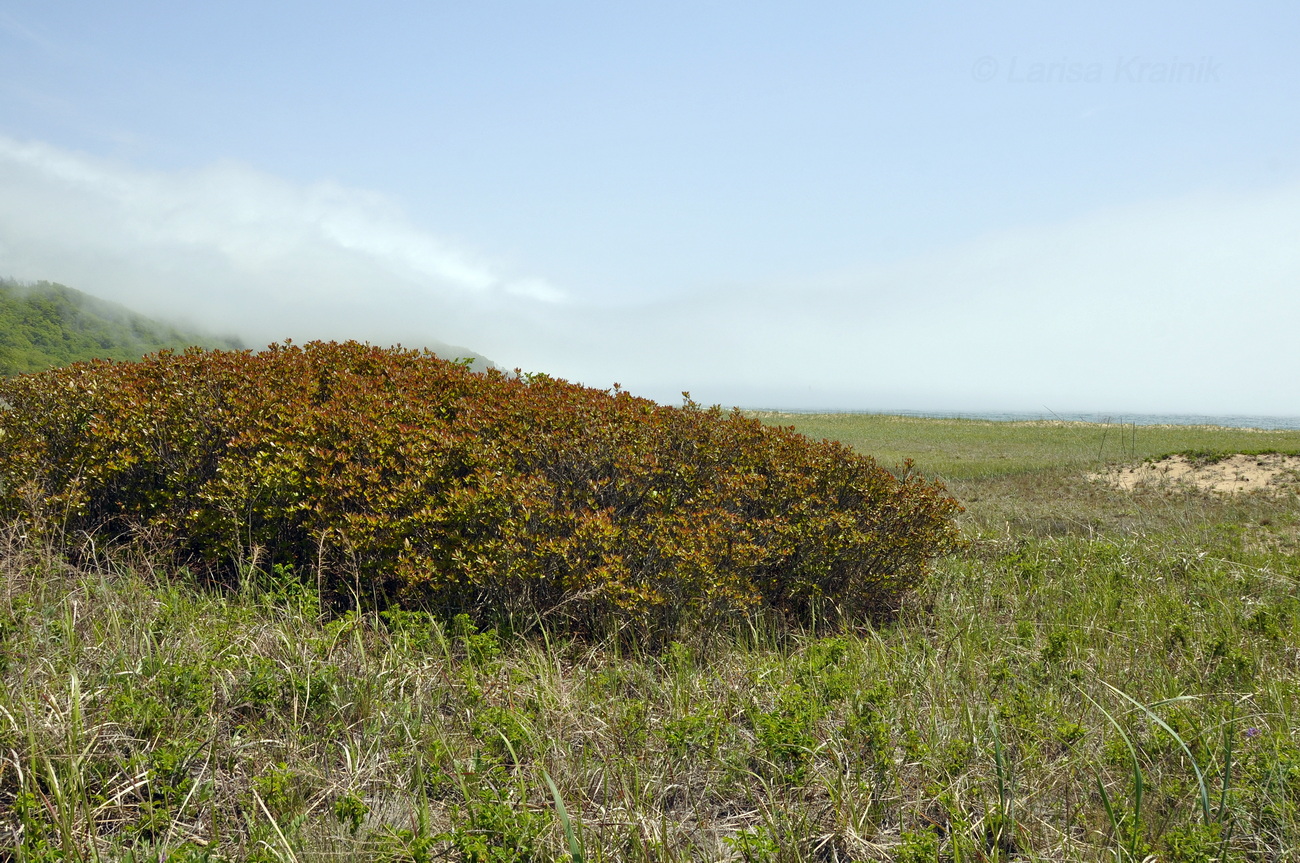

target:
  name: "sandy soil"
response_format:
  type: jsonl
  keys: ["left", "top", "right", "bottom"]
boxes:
{"left": 1094, "top": 453, "right": 1300, "bottom": 494}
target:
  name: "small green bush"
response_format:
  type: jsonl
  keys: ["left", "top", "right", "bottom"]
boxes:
{"left": 0, "top": 341, "right": 960, "bottom": 635}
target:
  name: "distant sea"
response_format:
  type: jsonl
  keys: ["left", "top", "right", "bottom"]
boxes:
{"left": 765, "top": 409, "right": 1300, "bottom": 431}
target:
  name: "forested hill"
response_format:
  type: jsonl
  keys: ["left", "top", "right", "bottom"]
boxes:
{"left": 0, "top": 278, "right": 498, "bottom": 376}
{"left": 0, "top": 279, "right": 245, "bottom": 375}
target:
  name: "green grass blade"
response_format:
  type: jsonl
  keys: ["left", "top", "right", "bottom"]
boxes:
{"left": 1096, "top": 776, "right": 1123, "bottom": 845}
{"left": 543, "top": 769, "right": 584, "bottom": 863}
{"left": 1100, "top": 682, "right": 1211, "bottom": 824}
{"left": 1079, "top": 686, "right": 1143, "bottom": 859}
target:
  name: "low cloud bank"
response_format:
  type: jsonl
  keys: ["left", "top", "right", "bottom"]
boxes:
{"left": 1, "top": 135, "right": 1297, "bottom": 415}
{"left": 0, "top": 136, "right": 561, "bottom": 356}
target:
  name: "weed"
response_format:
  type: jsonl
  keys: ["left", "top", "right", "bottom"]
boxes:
{"left": 724, "top": 826, "right": 780, "bottom": 863}
{"left": 333, "top": 791, "right": 369, "bottom": 835}
{"left": 894, "top": 827, "right": 941, "bottom": 863}
{"left": 749, "top": 683, "right": 820, "bottom": 785}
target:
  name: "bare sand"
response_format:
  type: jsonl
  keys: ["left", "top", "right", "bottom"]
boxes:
{"left": 1093, "top": 453, "right": 1300, "bottom": 495}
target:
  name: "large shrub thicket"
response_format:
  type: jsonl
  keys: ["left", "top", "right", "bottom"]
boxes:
{"left": 0, "top": 341, "right": 961, "bottom": 632}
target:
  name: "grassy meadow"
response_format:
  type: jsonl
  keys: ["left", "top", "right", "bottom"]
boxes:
{"left": 3, "top": 414, "right": 1300, "bottom": 861}
{"left": 752, "top": 412, "right": 1300, "bottom": 480}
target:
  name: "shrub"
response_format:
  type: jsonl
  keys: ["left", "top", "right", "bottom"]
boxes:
{"left": 0, "top": 341, "right": 961, "bottom": 634}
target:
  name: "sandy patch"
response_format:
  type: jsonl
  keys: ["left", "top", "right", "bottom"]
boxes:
{"left": 1094, "top": 453, "right": 1300, "bottom": 494}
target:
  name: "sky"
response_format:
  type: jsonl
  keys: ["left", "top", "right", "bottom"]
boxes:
{"left": 1, "top": 1, "right": 1297, "bottom": 414}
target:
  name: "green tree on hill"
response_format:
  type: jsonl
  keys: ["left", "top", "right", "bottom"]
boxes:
{"left": 0, "top": 278, "right": 242, "bottom": 375}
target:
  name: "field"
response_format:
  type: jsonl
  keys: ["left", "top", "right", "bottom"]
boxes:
{"left": 3, "top": 414, "right": 1300, "bottom": 861}
{"left": 751, "top": 412, "right": 1300, "bottom": 480}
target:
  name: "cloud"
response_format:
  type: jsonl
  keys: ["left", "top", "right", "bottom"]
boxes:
{"left": 1, "top": 134, "right": 1298, "bottom": 415}
{"left": 0, "top": 135, "right": 566, "bottom": 354}
{"left": 527, "top": 182, "right": 1300, "bottom": 415}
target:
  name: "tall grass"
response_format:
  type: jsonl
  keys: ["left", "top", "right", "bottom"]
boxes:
{"left": 2, "top": 416, "right": 1298, "bottom": 861}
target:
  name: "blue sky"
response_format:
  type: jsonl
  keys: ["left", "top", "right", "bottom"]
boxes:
{"left": 1, "top": 1, "right": 1297, "bottom": 413}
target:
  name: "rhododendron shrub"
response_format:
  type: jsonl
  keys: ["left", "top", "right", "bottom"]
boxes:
{"left": 0, "top": 341, "right": 961, "bottom": 632}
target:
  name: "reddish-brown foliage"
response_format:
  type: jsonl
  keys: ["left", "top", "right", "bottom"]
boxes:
{"left": 0, "top": 341, "right": 961, "bottom": 633}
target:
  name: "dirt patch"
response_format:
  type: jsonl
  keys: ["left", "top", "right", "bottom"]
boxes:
{"left": 1093, "top": 453, "right": 1300, "bottom": 495}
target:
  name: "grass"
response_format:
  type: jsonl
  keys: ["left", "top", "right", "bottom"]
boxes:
{"left": 749, "top": 412, "right": 1300, "bottom": 481}
{"left": 2, "top": 415, "right": 1299, "bottom": 861}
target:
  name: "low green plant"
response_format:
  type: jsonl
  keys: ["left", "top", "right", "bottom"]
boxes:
{"left": 333, "top": 791, "right": 369, "bottom": 835}
{"left": 446, "top": 759, "right": 548, "bottom": 863}
{"left": 723, "top": 825, "right": 780, "bottom": 863}
{"left": 894, "top": 827, "right": 941, "bottom": 863}
{"left": 749, "top": 683, "right": 821, "bottom": 785}
{"left": 663, "top": 706, "right": 724, "bottom": 758}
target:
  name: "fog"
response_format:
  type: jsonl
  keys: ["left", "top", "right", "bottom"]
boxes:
{"left": 2, "top": 135, "right": 1297, "bottom": 415}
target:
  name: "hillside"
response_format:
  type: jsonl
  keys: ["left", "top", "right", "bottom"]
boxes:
{"left": 0, "top": 278, "right": 498, "bottom": 375}
{"left": 0, "top": 279, "right": 244, "bottom": 375}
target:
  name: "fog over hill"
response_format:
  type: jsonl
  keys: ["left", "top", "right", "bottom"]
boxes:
{"left": 2, "top": 137, "right": 1298, "bottom": 414}
{"left": 0, "top": 277, "right": 244, "bottom": 374}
